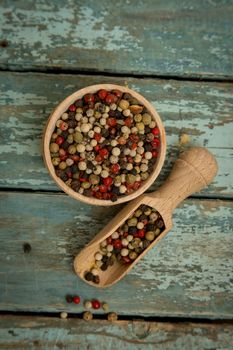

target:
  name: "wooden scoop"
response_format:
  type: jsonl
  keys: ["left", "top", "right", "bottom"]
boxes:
{"left": 74, "top": 147, "right": 218, "bottom": 288}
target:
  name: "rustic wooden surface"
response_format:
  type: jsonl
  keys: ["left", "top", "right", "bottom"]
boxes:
{"left": 0, "top": 316, "right": 233, "bottom": 350}
{"left": 0, "top": 192, "right": 232, "bottom": 319}
{"left": 0, "top": 72, "right": 232, "bottom": 197}
{"left": 0, "top": 0, "right": 233, "bottom": 348}
{"left": 0, "top": 0, "right": 233, "bottom": 79}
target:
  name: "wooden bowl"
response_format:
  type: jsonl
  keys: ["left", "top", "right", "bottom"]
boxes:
{"left": 43, "top": 84, "right": 166, "bottom": 206}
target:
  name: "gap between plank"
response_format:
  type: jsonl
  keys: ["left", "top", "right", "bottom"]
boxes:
{"left": 0, "top": 67, "right": 233, "bottom": 84}
{"left": 0, "top": 310, "right": 232, "bottom": 323}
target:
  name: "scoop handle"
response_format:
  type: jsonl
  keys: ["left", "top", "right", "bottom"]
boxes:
{"left": 150, "top": 147, "right": 218, "bottom": 211}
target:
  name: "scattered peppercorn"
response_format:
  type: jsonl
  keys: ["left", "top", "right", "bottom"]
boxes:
{"left": 49, "top": 89, "right": 161, "bottom": 202}
{"left": 102, "top": 302, "right": 109, "bottom": 312}
{"left": 73, "top": 296, "right": 81, "bottom": 304}
{"left": 92, "top": 299, "right": 101, "bottom": 309}
{"left": 107, "top": 312, "right": 118, "bottom": 322}
{"left": 60, "top": 312, "right": 68, "bottom": 319}
{"left": 83, "top": 311, "right": 93, "bottom": 321}
{"left": 66, "top": 295, "right": 73, "bottom": 303}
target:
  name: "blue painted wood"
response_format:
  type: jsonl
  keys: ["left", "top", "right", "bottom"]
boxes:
{"left": 0, "top": 316, "right": 233, "bottom": 350}
{"left": 0, "top": 72, "right": 232, "bottom": 197}
{"left": 0, "top": 0, "right": 232, "bottom": 78}
{"left": 0, "top": 192, "right": 232, "bottom": 318}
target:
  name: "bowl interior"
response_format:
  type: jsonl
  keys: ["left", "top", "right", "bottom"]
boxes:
{"left": 43, "top": 84, "right": 166, "bottom": 205}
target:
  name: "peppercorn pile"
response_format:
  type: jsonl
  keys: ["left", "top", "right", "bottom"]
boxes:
{"left": 84, "top": 204, "right": 165, "bottom": 284}
{"left": 49, "top": 89, "right": 161, "bottom": 201}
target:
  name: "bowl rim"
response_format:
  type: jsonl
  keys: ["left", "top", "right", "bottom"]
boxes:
{"left": 43, "top": 83, "right": 166, "bottom": 206}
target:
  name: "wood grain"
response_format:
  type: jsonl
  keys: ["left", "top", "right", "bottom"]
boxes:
{"left": 0, "top": 316, "right": 233, "bottom": 350}
{"left": 0, "top": 191, "right": 232, "bottom": 318}
{"left": 0, "top": 72, "right": 232, "bottom": 198}
{"left": 0, "top": 0, "right": 233, "bottom": 79}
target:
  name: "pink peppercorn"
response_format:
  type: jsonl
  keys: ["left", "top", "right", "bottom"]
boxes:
{"left": 94, "top": 133, "right": 101, "bottom": 142}
{"left": 98, "top": 89, "right": 108, "bottom": 100}
{"left": 110, "top": 164, "right": 120, "bottom": 174}
{"left": 59, "top": 121, "right": 68, "bottom": 131}
{"left": 107, "top": 118, "right": 117, "bottom": 127}
{"left": 103, "top": 177, "right": 113, "bottom": 187}
{"left": 152, "top": 127, "right": 159, "bottom": 135}
{"left": 56, "top": 136, "right": 64, "bottom": 145}
{"left": 151, "top": 138, "right": 160, "bottom": 148}
{"left": 73, "top": 296, "right": 81, "bottom": 304}
{"left": 84, "top": 94, "right": 95, "bottom": 104}
{"left": 92, "top": 300, "right": 101, "bottom": 309}
{"left": 105, "top": 94, "right": 117, "bottom": 104}
{"left": 69, "top": 104, "right": 76, "bottom": 112}
{"left": 99, "top": 148, "right": 108, "bottom": 158}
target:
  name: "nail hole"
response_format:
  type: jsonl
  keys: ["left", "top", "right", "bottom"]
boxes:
{"left": 0, "top": 40, "right": 9, "bottom": 47}
{"left": 23, "top": 243, "right": 31, "bottom": 254}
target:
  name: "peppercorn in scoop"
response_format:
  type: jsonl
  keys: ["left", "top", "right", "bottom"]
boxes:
{"left": 84, "top": 204, "right": 165, "bottom": 284}
{"left": 49, "top": 89, "right": 160, "bottom": 201}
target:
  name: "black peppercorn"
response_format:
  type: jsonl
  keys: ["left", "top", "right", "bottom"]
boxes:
{"left": 85, "top": 272, "right": 94, "bottom": 281}
{"left": 60, "top": 172, "right": 68, "bottom": 182}
{"left": 74, "top": 99, "right": 83, "bottom": 107}
{"left": 146, "top": 223, "right": 155, "bottom": 231}
{"left": 139, "top": 214, "right": 147, "bottom": 222}
{"left": 156, "top": 219, "right": 164, "bottom": 228}
{"left": 101, "top": 264, "right": 108, "bottom": 271}
{"left": 128, "top": 226, "right": 137, "bottom": 235}
{"left": 93, "top": 275, "right": 100, "bottom": 284}
{"left": 68, "top": 120, "right": 76, "bottom": 128}
{"left": 66, "top": 295, "right": 73, "bottom": 303}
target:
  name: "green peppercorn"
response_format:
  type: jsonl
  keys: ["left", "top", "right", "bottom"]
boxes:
{"left": 126, "top": 174, "right": 136, "bottom": 184}
{"left": 89, "top": 174, "right": 100, "bottom": 185}
{"left": 129, "top": 251, "right": 138, "bottom": 260}
{"left": 141, "top": 172, "right": 149, "bottom": 181}
{"left": 122, "top": 223, "right": 129, "bottom": 232}
{"left": 142, "top": 113, "right": 152, "bottom": 125}
{"left": 144, "top": 208, "right": 152, "bottom": 216}
{"left": 134, "top": 114, "right": 142, "bottom": 122}
{"left": 127, "top": 217, "right": 138, "bottom": 227}
{"left": 136, "top": 122, "right": 145, "bottom": 131}
{"left": 68, "top": 145, "right": 77, "bottom": 154}
{"left": 134, "top": 209, "right": 142, "bottom": 217}
{"left": 81, "top": 182, "right": 91, "bottom": 189}
{"left": 67, "top": 134, "right": 74, "bottom": 144}
{"left": 107, "top": 312, "right": 118, "bottom": 322}
{"left": 52, "top": 157, "right": 60, "bottom": 166}
{"left": 145, "top": 231, "right": 155, "bottom": 241}
{"left": 102, "top": 302, "right": 109, "bottom": 312}
{"left": 73, "top": 131, "right": 83, "bottom": 143}
{"left": 59, "top": 161, "right": 67, "bottom": 170}
{"left": 131, "top": 238, "right": 141, "bottom": 248}
{"left": 50, "top": 142, "right": 59, "bottom": 153}
{"left": 155, "top": 228, "right": 161, "bottom": 236}
{"left": 83, "top": 311, "right": 93, "bottom": 321}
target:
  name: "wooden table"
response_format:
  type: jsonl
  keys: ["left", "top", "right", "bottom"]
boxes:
{"left": 0, "top": 1, "right": 233, "bottom": 348}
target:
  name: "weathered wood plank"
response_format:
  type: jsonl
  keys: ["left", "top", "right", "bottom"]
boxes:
{"left": 0, "top": 316, "right": 233, "bottom": 350}
{"left": 0, "top": 0, "right": 233, "bottom": 79}
{"left": 0, "top": 192, "right": 232, "bottom": 318}
{"left": 0, "top": 72, "right": 232, "bottom": 197}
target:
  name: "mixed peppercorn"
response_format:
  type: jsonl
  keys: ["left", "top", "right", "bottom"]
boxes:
{"left": 49, "top": 89, "right": 160, "bottom": 201}
{"left": 62, "top": 295, "right": 117, "bottom": 321}
{"left": 84, "top": 204, "right": 164, "bottom": 283}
